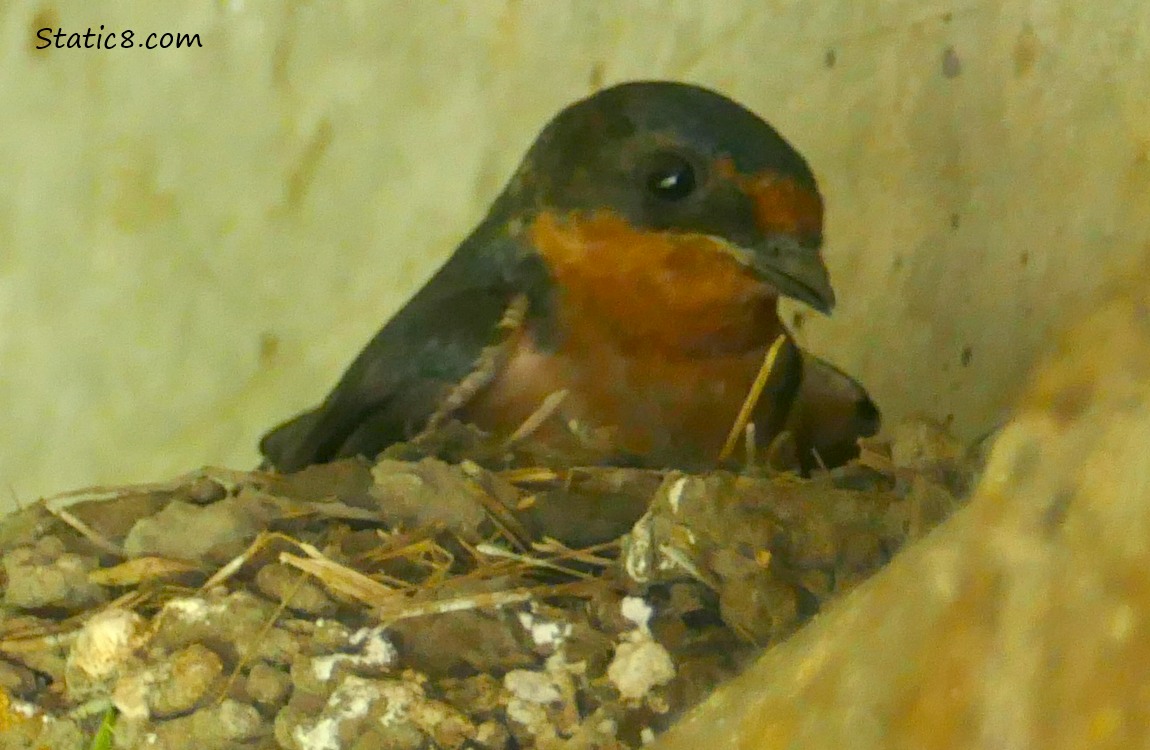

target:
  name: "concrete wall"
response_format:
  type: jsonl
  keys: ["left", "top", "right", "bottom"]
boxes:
{"left": 2, "top": 1, "right": 1147, "bottom": 505}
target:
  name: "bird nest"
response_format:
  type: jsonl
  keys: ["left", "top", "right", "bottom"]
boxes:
{"left": 0, "top": 420, "right": 973, "bottom": 750}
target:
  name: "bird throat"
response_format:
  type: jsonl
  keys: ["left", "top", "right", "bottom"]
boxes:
{"left": 526, "top": 210, "right": 781, "bottom": 356}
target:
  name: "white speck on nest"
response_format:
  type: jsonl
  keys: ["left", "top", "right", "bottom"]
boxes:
{"left": 160, "top": 597, "right": 212, "bottom": 621}
{"left": 620, "top": 596, "right": 653, "bottom": 631}
{"left": 294, "top": 676, "right": 382, "bottom": 750}
{"left": 504, "top": 654, "right": 581, "bottom": 737}
{"left": 667, "top": 477, "right": 688, "bottom": 514}
{"left": 378, "top": 681, "right": 422, "bottom": 726}
{"left": 517, "top": 610, "right": 572, "bottom": 649}
{"left": 607, "top": 638, "right": 675, "bottom": 701}
{"left": 623, "top": 511, "right": 655, "bottom": 583}
{"left": 504, "top": 669, "right": 561, "bottom": 738}
{"left": 68, "top": 608, "right": 145, "bottom": 681}
{"left": 608, "top": 598, "right": 674, "bottom": 700}
{"left": 504, "top": 669, "right": 563, "bottom": 705}
{"left": 11, "top": 700, "right": 38, "bottom": 718}
{"left": 311, "top": 626, "right": 396, "bottom": 681}
{"left": 506, "top": 698, "right": 548, "bottom": 737}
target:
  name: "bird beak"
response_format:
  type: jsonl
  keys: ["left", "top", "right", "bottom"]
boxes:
{"left": 722, "top": 233, "right": 836, "bottom": 314}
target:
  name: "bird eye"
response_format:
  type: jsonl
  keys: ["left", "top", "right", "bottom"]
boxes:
{"left": 644, "top": 152, "right": 697, "bottom": 202}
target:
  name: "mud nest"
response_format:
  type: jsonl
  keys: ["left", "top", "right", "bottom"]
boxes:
{"left": 0, "top": 420, "right": 975, "bottom": 749}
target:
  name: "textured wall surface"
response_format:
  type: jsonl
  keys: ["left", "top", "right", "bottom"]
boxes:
{"left": 1, "top": 1, "right": 1148, "bottom": 505}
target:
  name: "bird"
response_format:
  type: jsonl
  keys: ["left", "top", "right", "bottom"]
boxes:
{"left": 259, "top": 80, "right": 879, "bottom": 474}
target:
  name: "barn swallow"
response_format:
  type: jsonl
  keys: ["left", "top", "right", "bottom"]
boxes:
{"left": 260, "top": 81, "right": 879, "bottom": 473}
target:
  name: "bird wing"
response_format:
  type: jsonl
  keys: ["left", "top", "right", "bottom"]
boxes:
{"left": 260, "top": 231, "right": 542, "bottom": 472}
{"left": 786, "top": 352, "right": 881, "bottom": 471}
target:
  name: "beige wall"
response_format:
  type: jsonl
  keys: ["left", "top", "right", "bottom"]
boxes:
{"left": 1, "top": 1, "right": 1147, "bottom": 506}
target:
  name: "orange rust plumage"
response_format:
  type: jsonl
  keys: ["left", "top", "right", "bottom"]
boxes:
{"left": 717, "top": 158, "right": 824, "bottom": 239}
{"left": 460, "top": 210, "right": 796, "bottom": 464}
